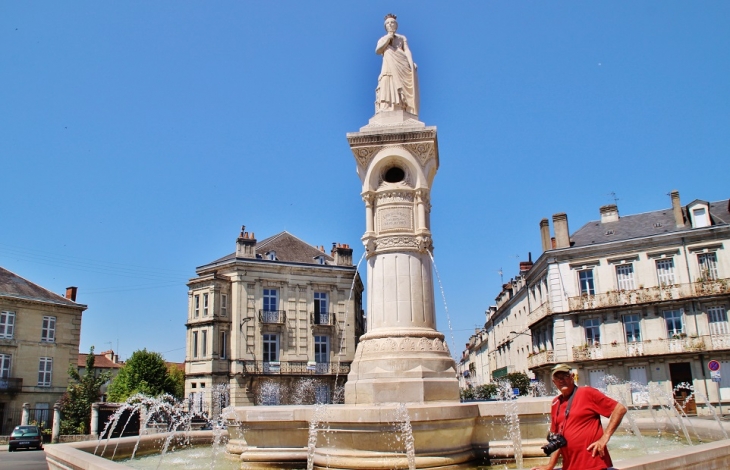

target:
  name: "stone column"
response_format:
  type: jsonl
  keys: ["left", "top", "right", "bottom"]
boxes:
{"left": 21, "top": 403, "right": 30, "bottom": 425}
{"left": 52, "top": 403, "right": 61, "bottom": 443}
{"left": 346, "top": 120, "right": 459, "bottom": 404}
{"left": 90, "top": 403, "right": 100, "bottom": 438}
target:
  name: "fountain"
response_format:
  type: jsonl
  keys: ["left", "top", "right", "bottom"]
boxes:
{"left": 44, "top": 14, "right": 730, "bottom": 470}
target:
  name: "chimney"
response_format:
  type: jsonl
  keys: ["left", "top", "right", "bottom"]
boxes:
{"left": 600, "top": 204, "right": 619, "bottom": 223}
{"left": 65, "top": 286, "right": 78, "bottom": 302}
{"left": 235, "top": 225, "right": 257, "bottom": 258}
{"left": 539, "top": 218, "right": 551, "bottom": 252}
{"left": 332, "top": 242, "right": 353, "bottom": 266}
{"left": 670, "top": 190, "right": 685, "bottom": 228}
{"left": 519, "top": 252, "right": 533, "bottom": 274}
{"left": 552, "top": 213, "right": 570, "bottom": 249}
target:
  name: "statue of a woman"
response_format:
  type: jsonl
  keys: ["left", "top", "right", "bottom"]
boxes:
{"left": 375, "top": 14, "right": 419, "bottom": 117}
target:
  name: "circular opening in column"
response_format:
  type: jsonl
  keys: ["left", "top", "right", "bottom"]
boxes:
{"left": 383, "top": 166, "right": 405, "bottom": 183}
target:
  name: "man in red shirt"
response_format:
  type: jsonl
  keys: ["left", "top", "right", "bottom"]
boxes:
{"left": 531, "top": 364, "right": 627, "bottom": 470}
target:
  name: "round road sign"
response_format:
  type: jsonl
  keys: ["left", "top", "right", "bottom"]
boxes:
{"left": 708, "top": 360, "right": 721, "bottom": 372}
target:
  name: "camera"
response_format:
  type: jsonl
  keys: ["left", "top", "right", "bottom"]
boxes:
{"left": 541, "top": 432, "right": 567, "bottom": 456}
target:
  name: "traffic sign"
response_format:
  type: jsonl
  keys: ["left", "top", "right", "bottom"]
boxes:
{"left": 708, "top": 360, "right": 721, "bottom": 372}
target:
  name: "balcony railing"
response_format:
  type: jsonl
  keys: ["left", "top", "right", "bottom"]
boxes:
{"left": 568, "top": 278, "right": 730, "bottom": 312}
{"left": 240, "top": 361, "right": 351, "bottom": 375}
{"left": 528, "top": 300, "right": 552, "bottom": 326}
{"left": 259, "top": 309, "right": 287, "bottom": 324}
{"left": 571, "top": 334, "right": 730, "bottom": 361}
{"left": 527, "top": 350, "right": 555, "bottom": 368}
{"left": 311, "top": 311, "right": 334, "bottom": 326}
{"left": 0, "top": 377, "right": 22, "bottom": 393}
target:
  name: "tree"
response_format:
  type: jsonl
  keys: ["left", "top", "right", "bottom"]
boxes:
{"left": 505, "top": 372, "right": 531, "bottom": 396}
{"left": 59, "top": 346, "right": 112, "bottom": 435}
{"left": 167, "top": 364, "right": 185, "bottom": 400}
{"left": 107, "top": 349, "right": 178, "bottom": 402}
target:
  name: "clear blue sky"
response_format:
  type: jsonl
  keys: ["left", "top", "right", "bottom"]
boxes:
{"left": 1, "top": 3, "right": 728, "bottom": 363}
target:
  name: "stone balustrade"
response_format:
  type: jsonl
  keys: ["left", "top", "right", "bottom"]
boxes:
{"left": 527, "top": 349, "right": 554, "bottom": 368}
{"left": 527, "top": 300, "right": 552, "bottom": 326}
{"left": 568, "top": 278, "right": 730, "bottom": 312}
{"left": 571, "top": 334, "right": 730, "bottom": 361}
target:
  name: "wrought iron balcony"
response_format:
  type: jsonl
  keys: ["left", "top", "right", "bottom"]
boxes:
{"left": 311, "top": 311, "right": 334, "bottom": 326}
{"left": 0, "top": 377, "right": 22, "bottom": 393}
{"left": 567, "top": 278, "right": 730, "bottom": 312}
{"left": 571, "top": 334, "right": 730, "bottom": 362}
{"left": 239, "top": 360, "right": 351, "bottom": 375}
{"left": 259, "top": 309, "right": 287, "bottom": 324}
{"left": 527, "top": 350, "right": 555, "bottom": 368}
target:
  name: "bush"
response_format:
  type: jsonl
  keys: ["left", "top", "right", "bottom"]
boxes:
{"left": 475, "top": 383, "right": 498, "bottom": 399}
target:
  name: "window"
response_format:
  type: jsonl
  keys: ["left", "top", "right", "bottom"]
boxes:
{"left": 656, "top": 259, "right": 676, "bottom": 286}
{"left": 263, "top": 289, "right": 279, "bottom": 322}
{"left": 0, "top": 354, "right": 11, "bottom": 378}
{"left": 266, "top": 251, "right": 276, "bottom": 261}
{"left": 616, "top": 264, "right": 635, "bottom": 291}
{"left": 220, "top": 331, "right": 227, "bottom": 359}
{"left": 221, "top": 294, "right": 228, "bottom": 316}
{"left": 584, "top": 318, "right": 600, "bottom": 345}
{"left": 579, "top": 270, "right": 595, "bottom": 295}
{"left": 203, "top": 293, "right": 209, "bottom": 316}
{"left": 664, "top": 310, "right": 684, "bottom": 337}
{"left": 38, "top": 357, "right": 52, "bottom": 387}
{"left": 41, "top": 316, "right": 56, "bottom": 343}
{"left": 708, "top": 306, "right": 729, "bottom": 336}
{"left": 698, "top": 253, "right": 719, "bottom": 280}
{"left": 194, "top": 295, "right": 200, "bottom": 317}
{"left": 623, "top": 314, "right": 641, "bottom": 343}
{"left": 314, "top": 384, "right": 330, "bottom": 404}
{"left": 315, "top": 335, "right": 329, "bottom": 363}
{"left": 192, "top": 331, "right": 199, "bottom": 358}
{"left": 692, "top": 207, "right": 710, "bottom": 228}
{"left": 201, "top": 330, "right": 207, "bottom": 357}
{"left": 263, "top": 334, "right": 279, "bottom": 362}
{"left": 314, "top": 292, "right": 329, "bottom": 325}
{"left": 0, "top": 311, "right": 15, "bottom": 339}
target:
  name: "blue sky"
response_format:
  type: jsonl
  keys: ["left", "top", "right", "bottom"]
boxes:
{"left": 1, "top": 2, "right": 728, "bottom": 363}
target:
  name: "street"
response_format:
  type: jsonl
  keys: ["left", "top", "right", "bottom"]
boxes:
{"left": 0, "top": 448, "right": 48, "bottom": 470}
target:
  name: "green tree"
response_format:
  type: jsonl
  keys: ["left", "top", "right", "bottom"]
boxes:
{"left": 59, "top": 346, "right": 112, "bottom": 435}
{"left": 505, "top": 372, "right": 531, "bottom": 396}
{"left": 475, "top": 383, "right": 498, "bottom": 400}
{"left": 166, "top": 364, "right": 185, "bottom": 400}
{"left": 107, "top": 349, "right": 178, "bottom": 402}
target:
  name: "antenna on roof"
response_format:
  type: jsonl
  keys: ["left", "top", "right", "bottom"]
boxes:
{"left": 498, "top": 267, "right": 503, "bottom": 284}
{"left": 608, "top": 192, "right": 619, "bottom": 205}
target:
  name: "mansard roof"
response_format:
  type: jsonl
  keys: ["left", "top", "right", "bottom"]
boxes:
{"left": 204, "top": 231, "right": 335, "bottom": 267}
{"left": 570, "top": 198, "right": 730, "bottom": 248}
{"left": 0, "top": 266, "right": 84, "bottom": 308}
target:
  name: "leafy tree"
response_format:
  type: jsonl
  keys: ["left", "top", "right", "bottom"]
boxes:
{"left": 167, "top": 364, "right": 185, "bottom": 400}
{"left": 107, "top": 349, "right": 178, "bottom": 402}
{"left": 59, "top": 346, "right": 112, "bottom": 435}
{"left": 505, "top": 372, "right": 531, "bottom": 396}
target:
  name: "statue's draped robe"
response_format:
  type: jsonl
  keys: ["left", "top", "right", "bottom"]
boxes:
{"left": 375, "top": 34, "right": 419, "bottom": 116}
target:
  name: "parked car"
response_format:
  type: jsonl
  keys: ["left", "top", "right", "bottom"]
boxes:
{"left": 8, "top": 425, "right": 43, "bottom": 451}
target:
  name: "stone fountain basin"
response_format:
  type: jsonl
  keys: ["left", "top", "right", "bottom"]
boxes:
{"left": 43, "top": 400, "right": 730, "bottom": 470}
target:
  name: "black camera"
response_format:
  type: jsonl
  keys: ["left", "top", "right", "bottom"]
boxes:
{"left": 541, "top": 432, "right": 567, "bottom": 456}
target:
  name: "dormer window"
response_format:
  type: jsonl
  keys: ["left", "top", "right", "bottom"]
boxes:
{"left": 266, "top": 251, "right": 276, "bottom": 261}
{"left": 687, "top": 200, "right": 711, "bottom": 228}
{"left": 314, "top": 255, "right": 326, "bottom": 265}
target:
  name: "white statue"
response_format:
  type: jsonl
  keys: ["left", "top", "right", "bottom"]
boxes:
{"left": 375, "top": 14, "right": 419, "bottom": 117}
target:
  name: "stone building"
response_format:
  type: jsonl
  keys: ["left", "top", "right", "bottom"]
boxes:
{"left": 184, "top": 228, "right": 364, "bottom": 410}
{"left": 0, "top": 267, "right": 85, "bottom": 433}
{"left": 472, "top": 191, "right": 730, "bottom": 411}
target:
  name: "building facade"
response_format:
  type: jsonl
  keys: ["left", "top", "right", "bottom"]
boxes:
{"left": 0, "top": 267, "right": 85, "bottom": 434}
{"left": 185, "top": 228, "right": 364, "bottom": 411}
{"left": 472, "top": 192, "right": 730, "bottom": 411}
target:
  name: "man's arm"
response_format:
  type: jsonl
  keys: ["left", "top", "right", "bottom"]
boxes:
{"left": 530, "top": 448, "right": 560, "bottom": 470}
{"left": 587, "top": 402, "right": 627, "bottom": 458}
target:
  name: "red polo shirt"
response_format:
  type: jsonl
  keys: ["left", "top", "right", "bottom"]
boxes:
{"left": 550, "top": 386, "right": 618, "bottom": 470}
